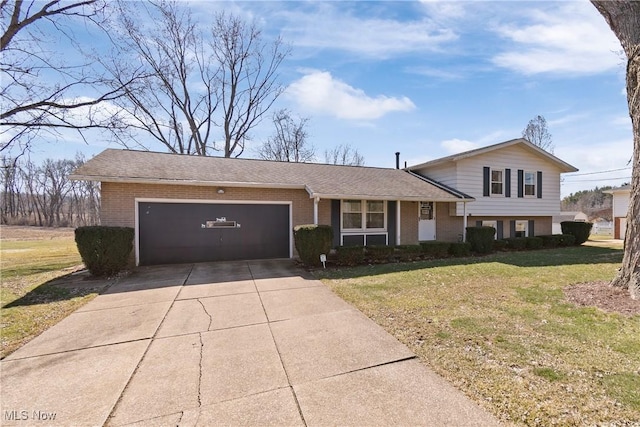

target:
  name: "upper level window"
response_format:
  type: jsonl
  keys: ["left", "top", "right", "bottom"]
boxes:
{"left": 342, "top": 200, "right": 386, "bottom": 230}
{"left": 491, "top": 169, "right": 503, "bottom": 195}
{"left": 524, "top": 171, "right": 536, "bottom": 196}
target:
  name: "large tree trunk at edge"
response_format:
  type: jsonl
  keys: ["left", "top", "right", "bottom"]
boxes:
{"left": 591, "top": 1, "right": 640, "bottom": 299}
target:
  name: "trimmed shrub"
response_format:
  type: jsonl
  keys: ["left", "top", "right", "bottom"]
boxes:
{"left": 558, "top": 234, "right": 576, "bottom": 246}
{"left": 420, "top": 241, "right": 450, "bottom": 258}
{"left": 493, "top": 239, "right": 508, "bottom": 251}
{"left": 560, "top": 221, "right": 593, "bottom": 245}
{"left": 366, "top": 245, "right": 395, "bottom": 263}
{"left": 395, "top": 244, "right": 423, "bottom": 262}
{"left": 75, "top": 226, "right": 134, "bottom": 276}
{"left": 449, "top": 242, "right": 471, "bottom": 257}
{"left": 293, "top": 224, "right": 333, "bottom": 267}
{"left": 539, "top": 234, "right": 562, "bottom": 248}
{"left": 336, "top": 245, "right": 365, "bottom": 266}
{"left": 466, "top": 226, "right": 496, "bottom": 254}
{"left": 525, "top": 236, "right": 544, "bottom": 250}
{"left": 503, "top": 237, "right": 527, "bottom": 251}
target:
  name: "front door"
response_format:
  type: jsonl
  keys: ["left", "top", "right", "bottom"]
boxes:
{"left": 418, "top": 201, "right": 436, "bottom": 241}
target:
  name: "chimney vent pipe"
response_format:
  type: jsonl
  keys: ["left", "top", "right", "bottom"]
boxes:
{"left": 395, "top": 152, "right": 400, "bottom": 169}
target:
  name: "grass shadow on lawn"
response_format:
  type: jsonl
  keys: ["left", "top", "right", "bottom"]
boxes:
{"left": 317, "top": 245, "right": 623, "bottom": 280}
{"left": 2, "top": 271, "right": 111, "bottom": 309}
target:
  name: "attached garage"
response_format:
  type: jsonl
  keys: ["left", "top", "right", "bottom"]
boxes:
{"left": 137, "top": 200, "right": 291, "bottom": 265}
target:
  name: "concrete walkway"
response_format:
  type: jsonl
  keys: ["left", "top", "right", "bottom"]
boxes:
{"left": 1, "top": 260, "right": 499, "bottom": 426}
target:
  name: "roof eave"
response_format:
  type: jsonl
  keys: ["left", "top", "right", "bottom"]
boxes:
{"left": 69, "top": 175, "right": 307, "bottom": 191}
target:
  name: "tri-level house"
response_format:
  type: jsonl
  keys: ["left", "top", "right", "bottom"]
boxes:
{"left": 71, "top": 138, "right": 577, "bottom": 266}
{"left": 407, "top": 138, "right": 578, "bottom": 241}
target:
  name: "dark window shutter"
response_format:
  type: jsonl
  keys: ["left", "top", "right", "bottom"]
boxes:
{"left": 331, "top": 199, "right": 341, "bottom": 247}
{"left": 537, "top": 171, "right": 543, "bottom": 198}
{"left": 387, "top": 201, "right": 396, "bottom": 247}
{"left": 483, "top": 167, "right": 490, "bottom": 196}
{"left": 497, "top": 220, "right": 504, "bottom": 239}
{"left": 528, "top": 220, "right": 535, "bottom": 237}
{"left": 505, "top": 169, "right": 511, "bottom": 198}
{"left": 517, "top": 170, "right": 524, "bottom": 198}
{"left": 510, "top": 220, "right": 516, "bottom": 238}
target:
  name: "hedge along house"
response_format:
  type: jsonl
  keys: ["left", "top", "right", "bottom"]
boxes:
{"left": 407, "top": 138, "right": 579, "bottom": 241}
{"left": 71, "top": 149, "right": 474, "bottom": 266}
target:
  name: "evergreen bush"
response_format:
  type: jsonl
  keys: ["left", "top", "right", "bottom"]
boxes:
{"left": 75, "top": 226, "right": 134, "bottom": 277}
{"left": 420, "top": 241, "right": 451, "bottom": 258}
{"left": 449, "top": 242, "right": 472, "bottom": 257}
{"left": 293, "top": 224, "right": 333, "bottom": 267}
{"left": 366, "top": 245, "right": 395, "bottom": 263}
{"left": 560, "top": 221, "right": 593, "bottom": 245}
{"left": 394, "top": 244, "right": 423, "bottom": 261}
{"left": 466, "top": 226, "right": 496, "bottom": 254}
{"left": 336, "top": 246, "right": 365, "bottom": 266}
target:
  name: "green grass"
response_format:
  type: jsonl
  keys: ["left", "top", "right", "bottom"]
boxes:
{"left": 317, "top": 244, "right": 640, "bottom": 425}
{"left": 1, "top": 232, "right": 107, "bottom": 358}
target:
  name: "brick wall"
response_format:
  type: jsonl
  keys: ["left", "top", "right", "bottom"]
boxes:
{"left": 400, "top": 201, "right": 419, "bottom": 244}
{"left": 100, "top": 182, "right": 332, "bottom": 257}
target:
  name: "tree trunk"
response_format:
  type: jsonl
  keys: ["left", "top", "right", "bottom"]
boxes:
{"left": 591, "top": 1, "right": 640, "bottom": 299}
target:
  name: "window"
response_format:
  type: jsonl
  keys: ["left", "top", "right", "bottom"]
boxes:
{"left": 342, "top": 200, "right": 362, "bottom": 229}
{"left": 524, "top": 171, "right": 536, "bottom": 196}
{"left": 515, "top": 220, "right": 528, "bottom": 237}
{"left": 491, "top": 169, "right": 503, "bottom": 195}
{"left": 366, "top": 201, "right": 385, "bottom": 228}
{"left": 342, "top": 200, "right": 386, "bottom": 230}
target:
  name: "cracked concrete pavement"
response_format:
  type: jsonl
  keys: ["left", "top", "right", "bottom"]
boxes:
{"left": 1, "top": 259, "right": 500, "bottom": 426}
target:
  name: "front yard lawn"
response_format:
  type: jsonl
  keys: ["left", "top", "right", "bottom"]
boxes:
{"left": 1, "top": 226, "right": 108, "bottom": 358}
{"left": 316, "top": 243, "right": 639, "bottom": 426}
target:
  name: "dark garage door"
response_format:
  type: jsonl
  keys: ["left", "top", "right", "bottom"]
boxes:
{"left": 138, "top": 202, "right": 290, "bottom": 265}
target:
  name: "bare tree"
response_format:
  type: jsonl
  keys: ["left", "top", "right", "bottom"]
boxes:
{"left": 212, "top": 12, "right": 289, "bottom": 157}
{"left": 104, "top": 2, "right": 289, "bottom": 158}
{"left": 324, "top": 144, "right": 365, "bottom": 166}
{"left": 103, "top": 0, "right": 217, "bottom": 155}
{"left": 1, "top": 0, "right": 133, "bottom": 155}
{"left": 591, "top": 0, "right": 640, "bottom": 299}
{"left": 522, "top": 115, "right": 554, "bottom": 153}
{"left": 257, "top": 109, "right": 314, "bottom": 162}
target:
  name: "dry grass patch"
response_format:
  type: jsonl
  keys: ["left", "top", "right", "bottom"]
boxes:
{"left": 1, "top": 226, "right": 110, "bottom": 358}
{"left": 317, "top": 245, "right": 640, "bottom": 426}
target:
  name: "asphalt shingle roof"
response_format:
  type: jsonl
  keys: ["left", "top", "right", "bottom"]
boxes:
{"left": 71, "top": 149, "right": 471, "bottom": 202}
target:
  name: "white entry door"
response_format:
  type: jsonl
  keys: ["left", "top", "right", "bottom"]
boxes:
{"left": 418, "top": 202, "right": 436, "bottom": 241}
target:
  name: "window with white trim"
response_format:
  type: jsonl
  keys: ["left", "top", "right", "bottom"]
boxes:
{"left": 524, "top": 171, "right": 536, "bottom": 197}
{"left": 342, "top": 200, "right": 386, "bottom": 230}
{"left": 491, "top": 169, "right": 504, "bottom": 195}
{"left": 515, "top": 220, "right": 528, "bottom": 237}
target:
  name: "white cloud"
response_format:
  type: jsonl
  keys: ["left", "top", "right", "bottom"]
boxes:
{"left": 279, "top": 6, "right": 457, "bottom": 59}
{"left": 492, "top": 2, "right": 622, "bottom": 75}
{"left": 441, "top": 138, "right": 479, "bottom": 154}
{"left": 286, "top": 70, "right": 416, "bottom": 120}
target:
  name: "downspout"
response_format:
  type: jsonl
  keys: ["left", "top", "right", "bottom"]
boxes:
{"left": 396, "top": 200, "right": 401, "bottom": 245}
{"left": 313, "top": 197, "right": 320, "bottom": 225}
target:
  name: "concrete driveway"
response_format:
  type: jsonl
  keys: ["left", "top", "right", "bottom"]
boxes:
{"left": 1, "top": 260, "right": 499, "bottom": 426}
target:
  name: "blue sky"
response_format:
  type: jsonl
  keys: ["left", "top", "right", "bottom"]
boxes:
{"left": 16, "top": 0, "right": 633, "bottom": 197}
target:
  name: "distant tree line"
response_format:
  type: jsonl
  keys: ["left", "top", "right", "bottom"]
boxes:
{"left": 561, "top": 186, "right": 614, "bottom": 221}
{"left": 0, "top": 155, "right": 99, "bottom": 227}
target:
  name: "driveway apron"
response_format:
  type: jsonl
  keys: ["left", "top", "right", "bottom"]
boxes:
{"left": 1, "top": 260, "right": 499, "bottom": 426}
